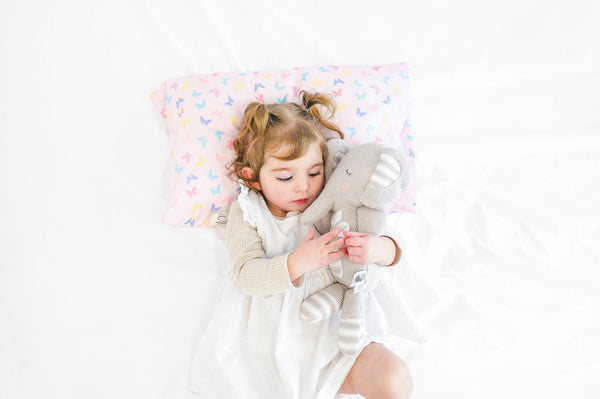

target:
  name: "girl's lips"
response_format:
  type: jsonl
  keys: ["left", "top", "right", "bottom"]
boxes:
{"left": 293, "top": 198, "right": 308, "bottom": 205}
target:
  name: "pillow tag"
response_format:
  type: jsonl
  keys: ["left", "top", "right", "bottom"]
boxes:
{"left": 209, "top": 211, "right": 228, "bottom": 226}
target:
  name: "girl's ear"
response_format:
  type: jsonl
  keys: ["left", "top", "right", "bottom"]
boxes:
{"left": 242, "top": 167, "right": 261, "bottom": 191}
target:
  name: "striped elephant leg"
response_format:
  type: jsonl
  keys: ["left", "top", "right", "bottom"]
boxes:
{"left": 300, "top": 283, "right": 346, "bottom": 323}
{"left": 338, "top": 290, "right": 365, "bottom": 357}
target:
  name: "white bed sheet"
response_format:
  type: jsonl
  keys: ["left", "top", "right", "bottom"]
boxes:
{"left": 1, "top": 1, "right": 599, "bottom": 398}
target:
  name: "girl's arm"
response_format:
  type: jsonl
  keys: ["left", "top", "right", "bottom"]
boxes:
{"left": 227, "top": 202, "right": 302, "bottom": 295}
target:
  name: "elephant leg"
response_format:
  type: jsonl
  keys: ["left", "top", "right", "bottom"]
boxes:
{"left": 300, "top": 283, "right": 346, "bottom": 323}
{"left": 338, "top": 290, "right": 365, "bottom": 357}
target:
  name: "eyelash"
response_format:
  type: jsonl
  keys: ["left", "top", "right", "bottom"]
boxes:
{"left": 277, "top": 172, "right": 321, "bottom": 182}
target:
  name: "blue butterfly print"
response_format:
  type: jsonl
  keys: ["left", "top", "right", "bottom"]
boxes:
{"left": 221, "top": 78, "right": 230, "bottom": 86}
{"left": 353, "top": 79, "right": 363, "bottom": 87}
{"left": 195, "top": 100, "right": 206, "bottom": 110}
{"left": 225, "top": 95, "right": 234, "bottom": 106}
{"left": 166, "top": 94, "right": 172, "bottom": 103}
{"left": 347, "top": 127, "right": 357, "bottom": 138}
{"left": 399, "top": 71, "right": 409, "bottom": 79}
{"left": 409, "top": 148, "right": 415, "bottom": 158}
{"left": 382, "top": 95, "right": 391, "bottom": 104}
{"left": 407, "top": 135, "right": 414, "bottom": 142}
{"left": 365, "top": 124, "right": 374, "bottom": 135}
{"left": 176, "top": 98, "right": 184, "bottom": 109}
{"left": 197, "top": 136, "right": 207, "bottom": 147}
{"left": 301, "top": 72, "right": 309, "bottom": 81}
{"left": 255, "top": 82, "right": 265, "bottom": 91}
{"left": 355, "top": 92, "right": 366, "bottom": 100}
{"left": 356, "top": 107, "right": 366, "bottom": 117}
{"left": 404, "top": 119, "right": 412, "bottom": 128}
{"left": 174, "top": 162, "right": 183, "bottom": 174}
{"left": 201, "top": 116, "right": 212, "bottom": 125}
{"left": 208, "top": 169, "right": 218, "bottom": 180}
{"left": 215, "top": 130, "right": 224, "bottom": 141}
{"left": 383, "top": 76, "right": 391, "bottom": 85}
{"left": 211, "top": 203, "right": 222, "bottom": 212}
{"left": 319, "top": 66, "right": 329, "bottom": 72}
{"left": 274, "top": 82, "right": 284, "bottom": 91}
{"left": 210, "top": 184, "right": 221, "bottom": 195}
{"left": 333, "top": 78, "right": 344, "bottom": 86}
{"left": 187, "top": 174, "right": 198, "bottom": 184}
{"left": 184, "top": 218, "right": 195, "bottom": 227}
{"left": 192, "top": 89, "right": 202, "bottom": 98}
{"left": 277, "top": 94, "right": 288, "bottom": 104}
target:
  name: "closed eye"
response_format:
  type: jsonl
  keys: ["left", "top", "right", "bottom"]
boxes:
{"left": 277, "top": 176, "right": 292, "bottom": 182}
{"left": 345, "top": 169, "right": 352, "bottom": 176}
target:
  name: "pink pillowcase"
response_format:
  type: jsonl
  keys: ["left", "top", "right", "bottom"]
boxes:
{"left": 151, "top": 63, "right": 416, "bottom": 227}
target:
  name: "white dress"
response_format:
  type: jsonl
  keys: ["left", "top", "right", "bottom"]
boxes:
{"left": 187, "top": 186, "right": 423, "bottom": 399}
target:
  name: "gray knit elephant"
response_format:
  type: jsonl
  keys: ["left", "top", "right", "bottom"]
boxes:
{"left": 300, "top": 139, "right": 410, "bottom": 356}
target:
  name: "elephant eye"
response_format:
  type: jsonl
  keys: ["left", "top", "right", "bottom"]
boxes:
{"left": 345, "top": 168, "right": 352, "bottom": 176}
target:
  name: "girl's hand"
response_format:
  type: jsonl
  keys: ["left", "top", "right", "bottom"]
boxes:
{"left": 343, "top": 231, "right": 397, "bottom": 266}
{"left": 288, "top": 226, "right": 347, "bottom": 281}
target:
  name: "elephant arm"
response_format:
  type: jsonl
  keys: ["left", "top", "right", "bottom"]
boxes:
{"left": 356, "top": 206, "right": 387, "bottom": 236}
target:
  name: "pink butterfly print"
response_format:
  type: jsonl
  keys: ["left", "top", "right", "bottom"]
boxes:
{"left": 225, "top": 140, "right": 233, "bottom": 151}
{"left": 291, "top": 86, "right": 300, "bottom": 97}
{"left": 170, "top": 82, "right": 179, "bottom": 90}
{"left": 282, "top": 73, "right": 292, "bottom": 79}
{"left": 255, "top": 94, "right": 264, "bottom": 102}
{"left": 209, "top": 88, "right": 220, "bottom": 97}
{"left": 333, "top": 88, "right": 342, "bottom": 97}
{"left": 178, "top": 107, "right": 184, "bottom": 117}
{"left": 199, "top": 78, "right": 210, "bottom": 84}
{"left": 215, "top": 153, "right": 226, "bottom": 164}
{"left": 186, "top": 186, "right": 197, "bottom": 197}
{"left": 212, "top": 109, "right": 224, "bottom": 118}
{"left": 160, "top": 108, "right": 167, "bottom": 119}
{"left": 361, "top": 70, "right": 373, "bottom": 77}
{"left": 370, "top": 85, "right": 381, "bottom": 94}
{"left": 181, "top": 152, "right": 191, "bottom": 163}
{"left": 373, "top": 66, "right": 382, "bottom": 71}
{"left": 374, "top": 137, "right": 383, "bottom": 143}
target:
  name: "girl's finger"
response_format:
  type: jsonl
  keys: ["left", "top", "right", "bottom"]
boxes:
{"left": 319, "top": 226, "right": 344, "bottom": 243}
{"left": 302, "top": 228, "right": 316, "bottom": 242}
{"left": 326, "top": 237, "right": 346, "bottom": 251}
{"left": 328, "top": 247, "right": 347, "bottom": 262}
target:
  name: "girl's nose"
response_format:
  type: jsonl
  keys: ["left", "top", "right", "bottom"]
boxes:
{"left": 294, "top": 177, "right": 309, "bottom": 192}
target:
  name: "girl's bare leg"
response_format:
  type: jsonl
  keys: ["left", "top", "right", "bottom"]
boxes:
{"left": 338, "top": 342, "right": 413, "bottom": 399}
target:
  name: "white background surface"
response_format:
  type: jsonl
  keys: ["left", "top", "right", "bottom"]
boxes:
{"left": 1, "top": 1, "right": 599, "bottom": 398}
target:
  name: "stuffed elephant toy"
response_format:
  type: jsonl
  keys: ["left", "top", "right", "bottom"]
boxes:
{"left": 299, "top": 139, "right": 410, "bottom": 356}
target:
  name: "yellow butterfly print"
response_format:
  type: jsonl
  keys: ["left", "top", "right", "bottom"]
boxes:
{"left": 263, "top": 73, "right": 273, "bottom": 79}
{"left": 312, "top": 78, "right": 322, "bottom": 86}
{"left": 181, "top": 118, "right": 191, "bottom": 128}
{"left": 234, "top": 82, "right": 244, "bottom": 91}
{"left": 231, "top": 114, "right": 240, "bottom": 127}
{"left": 394, "top": 85, "right": 403, "bottom": 93}
{"left": 382, "top": 114, "right": 390, "bottom": 124}
{"left": 191, "top": 202, "right": 202, "bottom": 214}
{"left": 182, "top": 82, "right": 191, "bottom": 90}
{"left": 196, "top": 156, "right": 207, "bottom": 167}
{"left": 336, "top": 102, "right": 347, "bottom": 113}
{"left": 343, "top": 70, "right": 353, "bottom": 76}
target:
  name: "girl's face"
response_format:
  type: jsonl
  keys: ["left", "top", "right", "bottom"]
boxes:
{"left": 255, "top": 142, "right": 324, "bottom": 217}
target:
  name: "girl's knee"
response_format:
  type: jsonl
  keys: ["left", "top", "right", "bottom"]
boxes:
{"left": 381, "top": 357, "right": 413, "bottom": 399}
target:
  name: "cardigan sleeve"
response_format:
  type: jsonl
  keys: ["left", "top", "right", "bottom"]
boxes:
{"left": 225, "top": 201, "right": 305, "bottom": 296}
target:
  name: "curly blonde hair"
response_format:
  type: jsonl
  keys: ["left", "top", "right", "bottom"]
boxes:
{"left": 228, "top": 91, "right": 344, "bottom": 192}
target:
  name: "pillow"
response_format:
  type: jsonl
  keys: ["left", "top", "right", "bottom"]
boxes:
{"left": 151, "top": 63, "right": 416, "bottom": 227}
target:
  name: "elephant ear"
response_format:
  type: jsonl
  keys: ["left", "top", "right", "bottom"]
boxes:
{"left": 360, "top": 147, "right": 411, "bottom": 209}
{"left": 325, "top": 139, "right": 351, "bottom": 180}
